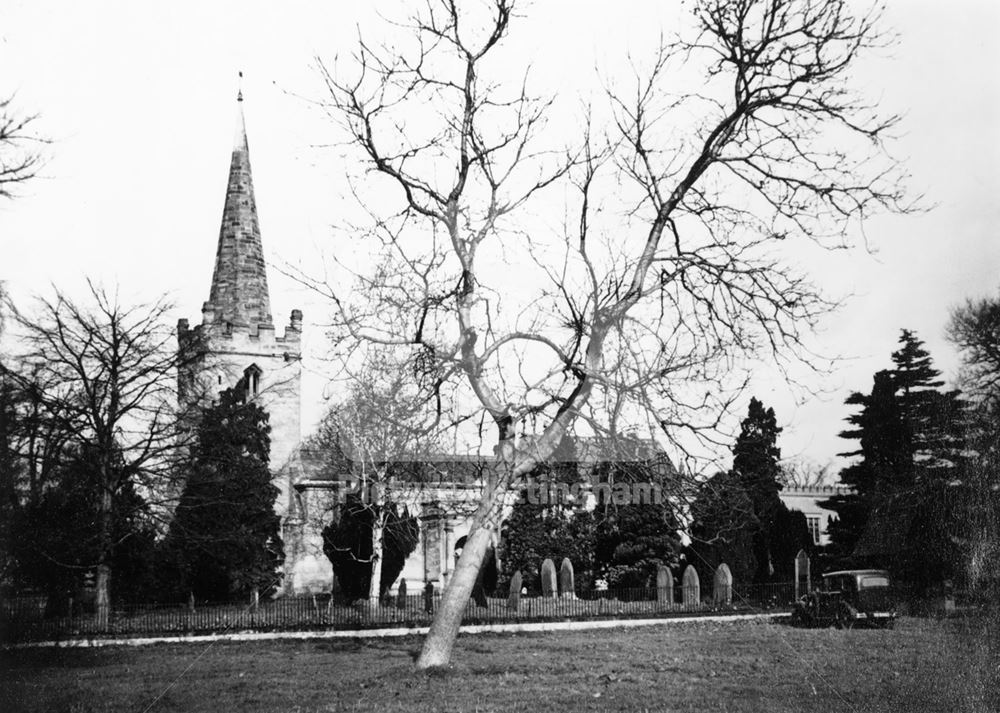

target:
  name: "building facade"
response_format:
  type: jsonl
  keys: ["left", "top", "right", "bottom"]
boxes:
{"left": 778, "top": 485, "right": 849, "bottom": 547}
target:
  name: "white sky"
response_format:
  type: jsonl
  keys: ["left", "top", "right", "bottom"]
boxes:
{"left": 2, "top": 1, "right": 998, "bottom": 474}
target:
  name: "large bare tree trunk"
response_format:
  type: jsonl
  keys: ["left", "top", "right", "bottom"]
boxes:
{"left": 367, "top": 485, "right": 386, "bottom": 609}
{"left": 416, "top": 513, "right": 495, "bottom": 668}
{"left": 95, "top": 487, "right": 112, "bottom": 629}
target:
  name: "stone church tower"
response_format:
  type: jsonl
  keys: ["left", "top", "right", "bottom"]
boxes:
{"left": 177, "top": 88, "right": 303, "bottom": 524}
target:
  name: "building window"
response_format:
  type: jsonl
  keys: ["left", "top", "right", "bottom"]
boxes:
{"left": 806, "top": 515, "right": 822, "bottom": 545}
{"left": 243, "top": 364, "right": 262, "bottom": 401}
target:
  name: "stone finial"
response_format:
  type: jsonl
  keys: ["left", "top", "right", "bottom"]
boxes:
{"left": 290, "top": 309, "right": 303, "bottom": 331}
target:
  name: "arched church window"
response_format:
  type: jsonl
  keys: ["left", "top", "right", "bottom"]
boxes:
{"left": 243, "top": 364, "right": 262, "bottom": 400}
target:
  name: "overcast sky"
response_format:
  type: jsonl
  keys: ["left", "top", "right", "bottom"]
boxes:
{"left": 2, "top": 1, "right": 999, "bottom": 475}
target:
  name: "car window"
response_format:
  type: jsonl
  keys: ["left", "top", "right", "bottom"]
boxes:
{"left": 860, "top": 575, "right": 889, "bottom": 588}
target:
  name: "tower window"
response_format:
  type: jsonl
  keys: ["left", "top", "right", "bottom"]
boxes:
{"left": 243, "top": 364, "right": 262, "bottom": 400}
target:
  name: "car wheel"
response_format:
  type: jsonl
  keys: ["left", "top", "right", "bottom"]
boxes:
{"left": 836, "top": 610, "right": 855, "bottom": 630}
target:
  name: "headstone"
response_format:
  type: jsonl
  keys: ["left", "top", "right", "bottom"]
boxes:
{"left": 794, "top": 549, "right": 810, "bottom": 599}
{"left": 423, "top": 581, "right": 435, "bottom": 614}
{"left": 559, "top": 558, "right": 575, "bottom": 598}
{"left": 656, "top": 566, "right": 674, "bottom": 605}
{"left": 507, "top": 570, "right": 522, "bottom": 611}
{"left": 713, "top": 563, "right": 733, "bottom": 606}
{"left": 681, "top": 565, "right": 700, "bottom": 607}
{"left": 541, "top": 558, "right": 558, "bottom": 598}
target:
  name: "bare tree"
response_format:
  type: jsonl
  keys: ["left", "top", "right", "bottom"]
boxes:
{"left": 4, "top": 281, "right": 191, "bottom": 624}
{"left": 779, "top": 457, "right": 833, "bottom": 489}
{"left": 947, "top": 292, "right": 1000, "bottom": 589}
{"left": 310, "top": 0, "right": 910, "bottom": 667}
{"left": 948, "top": 293, "right": 1000, "bottom": 404}
{"left": 0, "top": 95, "right": 45, "bottom": 198}
{"left": 312, "top": 348, "right": 441, "bottom": 607}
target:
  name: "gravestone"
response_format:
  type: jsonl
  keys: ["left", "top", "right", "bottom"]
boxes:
{"left": 423, "top": 581, "right": 435, "bottom": 614}
{"left": 541, "top": 558, "right": 558, "bottom": 598}
{"left": 507, "top": 570, "right": 523, "bottom": 611}
{"left": 794, "top": 549, "right": 810, "bottom": 599}
{"left": 681, "top": 565, "right": 700, "bottom": 607}
{"left": 559, "top": 558, "right": 575, "bottom": 598}
{"left": 656, "top": 566, "right": 674, "bottom": 605}
{"left": 713, "top": 563, "right": 733, "bottom": 606}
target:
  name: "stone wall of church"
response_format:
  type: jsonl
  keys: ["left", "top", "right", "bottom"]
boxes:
{"left": 177, "top": 310, "right": 302, "bottom": 519}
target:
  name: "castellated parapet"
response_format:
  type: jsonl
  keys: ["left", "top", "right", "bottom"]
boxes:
{"left": 176, "top": 308, "right": 302, "bottom": 520}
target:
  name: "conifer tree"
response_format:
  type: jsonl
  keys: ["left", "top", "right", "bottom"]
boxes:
{"left": 593, "top": 489, "right": 680, "bottom": 593}
{"left": 586, "top": 440, "right": 682, "bottom": 592}
{"left": 829, "top": 331, "right": 967, "bottom": 589}
{"left": 322, "top": 494, "right": 419, "bottom": 602}
{"left": 891, "top": 329, "right": 965, "bottom": 476}
{"left": 824, "top": 370, "right": 910, "bottom": 557}
{"left": 164, "top": 388, "right": 283, "bottom": 600}
{"left": 690, "top": 398, "right": 810, "bottom": 582}
{"left": 732, "top": 398, "right": 789, "bottom": 581}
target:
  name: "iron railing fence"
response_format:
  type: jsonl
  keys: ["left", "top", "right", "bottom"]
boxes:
{"left": 1, "top": 582, "right": 797, "bottom": 643}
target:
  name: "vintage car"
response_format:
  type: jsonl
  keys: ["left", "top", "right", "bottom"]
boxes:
{"left": 791, "top": 569, "right": 896, "bottom": 629}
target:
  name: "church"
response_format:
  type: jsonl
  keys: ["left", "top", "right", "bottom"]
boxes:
{"left": 178, "top": 91, "right": 847, "bottom": 598}
{"left": 176, "top": 90, "right": 494, "bottom": 597}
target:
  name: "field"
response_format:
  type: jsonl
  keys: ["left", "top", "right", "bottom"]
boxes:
{"left": 1, "top": 615, "right": 997, "bottom": 713}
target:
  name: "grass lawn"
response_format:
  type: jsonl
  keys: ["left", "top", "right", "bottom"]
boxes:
{"left": 1, "top": 615, "right": 997, "bottom": 712}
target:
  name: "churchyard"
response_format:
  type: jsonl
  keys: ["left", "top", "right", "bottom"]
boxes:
{"left": 1, "top": 561, "right": 773, "bottom": 645}
{"left": 2, "top": 614, "right": 996, "bottom": 712}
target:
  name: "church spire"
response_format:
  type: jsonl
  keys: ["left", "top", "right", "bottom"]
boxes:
{"left": 205, "top": 77, "right": 273, "bottom": 328}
